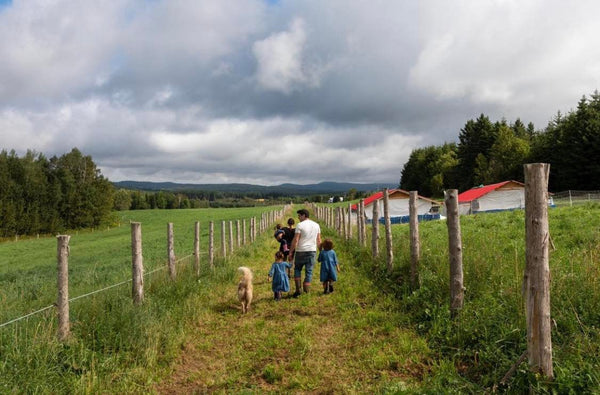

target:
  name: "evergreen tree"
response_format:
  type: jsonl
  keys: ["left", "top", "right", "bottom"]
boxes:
{"left": 456, "top": 114, "right": 497, "bottom": 190}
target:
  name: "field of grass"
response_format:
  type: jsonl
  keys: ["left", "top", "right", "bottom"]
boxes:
{"left": 0, "top": 207, "right": 277, "bottom": 327}
{"left": 371, "top": 203, "right": 600, "bottom": 392}
{"left": 1, "top": 203, "right": 599, "bottom": 392}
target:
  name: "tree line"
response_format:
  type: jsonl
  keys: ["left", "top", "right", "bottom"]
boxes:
{"left": 0, "top": 148, "right": 114, "bottom": 237}
{"left": 400, "top": 91, "right": 600, "bottom": 197}
{"left": 0, "top": 147, "right": 368, "bottom": 237}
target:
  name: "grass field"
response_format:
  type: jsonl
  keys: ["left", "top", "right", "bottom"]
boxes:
{"left": 0, "top": 206, "right": 277, "bottom": 327}
{"left": 1, "top": 203, "right": 599, "bottom": 393}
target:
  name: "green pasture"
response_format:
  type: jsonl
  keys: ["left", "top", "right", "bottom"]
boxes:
{"left": 0, "top": 206, "right": 279, "bottom": 328}
{"left": 0, "top": 203, "right": 599, "bottom": 392}
{"left": 371, "top": 203, "right": 600, "bottom": 392}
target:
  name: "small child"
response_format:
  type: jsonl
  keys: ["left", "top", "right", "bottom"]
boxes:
{"left": 318, "top": 238, "right": 340, "bottom": 294}
{"left": 268, "top": 251, "right": 293, "bottom": 300}
{"left": 273, "top": 224, "right": 289, "bottom": 253}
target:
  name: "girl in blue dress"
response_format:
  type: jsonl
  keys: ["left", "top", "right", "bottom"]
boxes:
{"left": 318, "top": 238, "right": 340, "bottom": 294}
{"left": 268, "top": 251, "right": 293, "bottom": 300}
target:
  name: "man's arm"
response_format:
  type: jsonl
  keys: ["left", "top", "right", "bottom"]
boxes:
{"left": 316, "top": 232, "right": 321, "bottom": 251}
{"left": 289, "top": 232, "right": 301, "bottom": 259}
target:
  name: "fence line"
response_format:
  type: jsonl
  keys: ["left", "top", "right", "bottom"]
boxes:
{"left": 0, "top": 253, "right": 197, "bottom": 329}
{"left": 311, "top": 164, "right": 555, "bottom": 380}
{"left": 1, "top": 205, "right": 291, "bottom": 330}
{"left": 0, "top": 305, "right": 55, "bottom": 329}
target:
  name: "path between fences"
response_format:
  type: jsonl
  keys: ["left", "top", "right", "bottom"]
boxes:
{"left": 154, "top": 232, "right": 429, "bottom": 393}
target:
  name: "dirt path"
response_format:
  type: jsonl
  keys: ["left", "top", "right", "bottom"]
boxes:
{"left": 155, "top": 239, "right": 431, "bottom": 393}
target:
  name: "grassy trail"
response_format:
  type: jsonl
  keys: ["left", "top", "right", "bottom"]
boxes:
{"left": 156, "top": 230, "right": 431, "bottom": 393}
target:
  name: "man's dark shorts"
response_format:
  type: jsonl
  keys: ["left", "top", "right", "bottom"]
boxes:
{"left": 293, "top": 251, "right": 316, "bottom": 283}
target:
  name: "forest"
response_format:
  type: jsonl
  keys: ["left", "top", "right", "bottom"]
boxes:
{"left": 400, "top": 91, "right": 600, "bottom": 197}
{"left": 0, "top": 148, "right": 113, "bottom": 237}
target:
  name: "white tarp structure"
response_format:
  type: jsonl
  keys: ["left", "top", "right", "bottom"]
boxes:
{"left": 353, "top": 189, "right": 442, "bottom": 223}
{"left": 457, "top": 181, "right": 525, "bottom": 215}
{"left": 366, "top": 197, "right": 435, "bottom": 219}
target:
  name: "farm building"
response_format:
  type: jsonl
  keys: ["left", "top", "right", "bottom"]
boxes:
{"left": 457, "top": 180, "right": 525, "bottom": 215}
{"left": 352, "top": 189, "right": 442, "bottom": 224}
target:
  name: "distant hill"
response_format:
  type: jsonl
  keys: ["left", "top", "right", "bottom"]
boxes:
{"left": 112, "top": 180, "right": 397, "bottom": 196}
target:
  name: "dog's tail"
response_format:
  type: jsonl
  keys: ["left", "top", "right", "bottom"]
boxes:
{"left": 238, "top": 266, "right": 253, "bottom": 282}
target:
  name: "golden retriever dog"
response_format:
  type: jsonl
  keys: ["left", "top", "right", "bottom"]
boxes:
{"left": 237, "top": 266, "right": 253, "bottom": 313}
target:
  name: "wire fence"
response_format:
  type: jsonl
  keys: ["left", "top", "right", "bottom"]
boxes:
{"left": 0, "top": 253, "right": 195, "bottom": 329}
{"left": 552, "top": 190, "right": 600, "bottom": 206}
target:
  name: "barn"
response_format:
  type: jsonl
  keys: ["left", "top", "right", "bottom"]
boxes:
{"left": 352, "top": 189, "right": 442, "bottom": 224}
{"left": 457, "top": 180, "right": 525, "bottom": 215}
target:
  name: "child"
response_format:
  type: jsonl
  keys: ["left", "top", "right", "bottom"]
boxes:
{"left": 273, "top": 224, "right": 289, "bottom": 253}
{"left": 268, "top": 251, "right": 293, "bottom": 301}
{"left": 318, "top": 238, "right": 340, "bottom": 294}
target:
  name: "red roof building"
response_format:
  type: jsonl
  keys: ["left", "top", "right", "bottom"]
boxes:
{"left": 352, "top": 189, "right": 442, "bottom": 221}
{"left": 457, "top": 180, "right": 525, "bottom": 214}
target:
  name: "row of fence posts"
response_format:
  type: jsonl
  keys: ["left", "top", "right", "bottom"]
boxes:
{"left": 54, "top": 206, "right": 291, "bottom": 341}
{"left": 309, "top": 163, "right": 553, "bottom": 380}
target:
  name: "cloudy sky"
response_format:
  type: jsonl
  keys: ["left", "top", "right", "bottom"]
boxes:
{"left": 1, "top": 0, "right": 599, "bottom": 185}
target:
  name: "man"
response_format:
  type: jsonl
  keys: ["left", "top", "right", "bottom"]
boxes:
{"left": 289, "top": 208, "right": 321, "bottom": 297}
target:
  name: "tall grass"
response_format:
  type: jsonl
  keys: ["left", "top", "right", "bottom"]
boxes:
{"left": 0, "top": 206, "right": 278, "bottom": 392}
{"left": 362, "top": 203, "right": 600, "bottom": 392}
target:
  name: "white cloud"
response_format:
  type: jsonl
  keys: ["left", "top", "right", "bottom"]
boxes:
{"left": 253, "top": 18, "right": 321, "bottom": 94}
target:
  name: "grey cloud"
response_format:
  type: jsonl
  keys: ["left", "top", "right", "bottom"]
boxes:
{"left": 2, "top": 0, "right": 600, "bottom": 185}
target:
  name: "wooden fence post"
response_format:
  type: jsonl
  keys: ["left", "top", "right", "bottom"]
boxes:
{"left": 194, "top": 221, "right": 200, "bottom": 277}
{"left": 236, "top": 220, "right": 241, "bottom": 248}
{"left": 221, "top": 221, "right": 227, "bottom": 258}
{"left": 243, "top": 218, "right": 247, "bottom": 244}
{"left": 229, "top": 220, "right": 234, "bottom": 254}
{"left": 445, "top": 189, "right": 464, "bottom": 317}
{"left": 383, "top": 189, "right": 393, "bottom": 272}
{"left": 131, "top": 222, "right": 144, "bottom": 305}
{"left": 209, "top": 221, "right": 214, "bottom": 269}
{"left": 360, "top": 199, "right": 368, "bottom": 247}
{"left": 409, "top": 191, "right": 420, "bottom": 289}
{"left": 347, "top": 203, "right": 353, "bottom": 239}
{"left": 524, "top": 163, "right": 553, "bottom": 379}
{"left": 372, "top": 200, "right": 379, "bottom": 259}
{"left": 57, "top": 235, "right": 70, "bottom": 341}
{"left": 167, "top": 223, "right": 176, "bottom": 280}
{"left": 341, "top": 207, "right": 347, "bottom": 239}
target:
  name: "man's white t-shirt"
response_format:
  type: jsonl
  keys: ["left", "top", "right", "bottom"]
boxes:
{"left": 295, "top": 219, "right": 321, "bottom": 252}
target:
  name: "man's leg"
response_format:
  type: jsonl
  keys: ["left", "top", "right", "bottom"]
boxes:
{"left": 293, "top": 256, "right": 304, "bottom": 297}
{"left": 302, "top": 251, "right": 316, "bottom": 294}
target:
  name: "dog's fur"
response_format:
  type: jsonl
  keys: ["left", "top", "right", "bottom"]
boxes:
{"left": 237, "top": 266, "right": 253, "bottom": 314}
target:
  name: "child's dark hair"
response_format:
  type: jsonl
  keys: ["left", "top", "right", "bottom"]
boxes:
{"left": 275, "top": 224, "right": 282, "bottom": 230}
{"left": 275, "top": 251, "right": 284, "bottom": 259}
{"left": 321, "top": 238, "right": 334, "bottom": 251}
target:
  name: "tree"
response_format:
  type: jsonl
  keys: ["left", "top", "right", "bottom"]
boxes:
{"left": 54, "top": 148, "right": 115, "bottom": 228}
{"left": 456, "top": 114, "right": 497, "bottom": 190}
{"left": 530, "top": 92, "right": 600, "bottom": 190}
{"left": 484, "top": 123, "right": 530, "bottom": 183}
{"left": 400, "top": 143, "right": 458, "bottom": 197}
{"left": 113, "top": 189, "right": 132, "bottom": 211}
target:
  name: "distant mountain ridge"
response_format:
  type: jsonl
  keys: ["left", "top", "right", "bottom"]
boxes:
{"left": 112, "top": 180, "right": 397, "bottom": 195}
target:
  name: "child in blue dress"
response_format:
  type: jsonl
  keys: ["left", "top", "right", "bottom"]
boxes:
{"left": 268, "top": 251, "right": 293, "bottom": 300}
{"left": 318, "top": 238, "right": 340, "bottom": 294}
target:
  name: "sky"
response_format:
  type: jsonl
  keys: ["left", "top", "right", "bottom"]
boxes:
{"left": 1, "top": 0, "right": 600, "bottom": 186}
